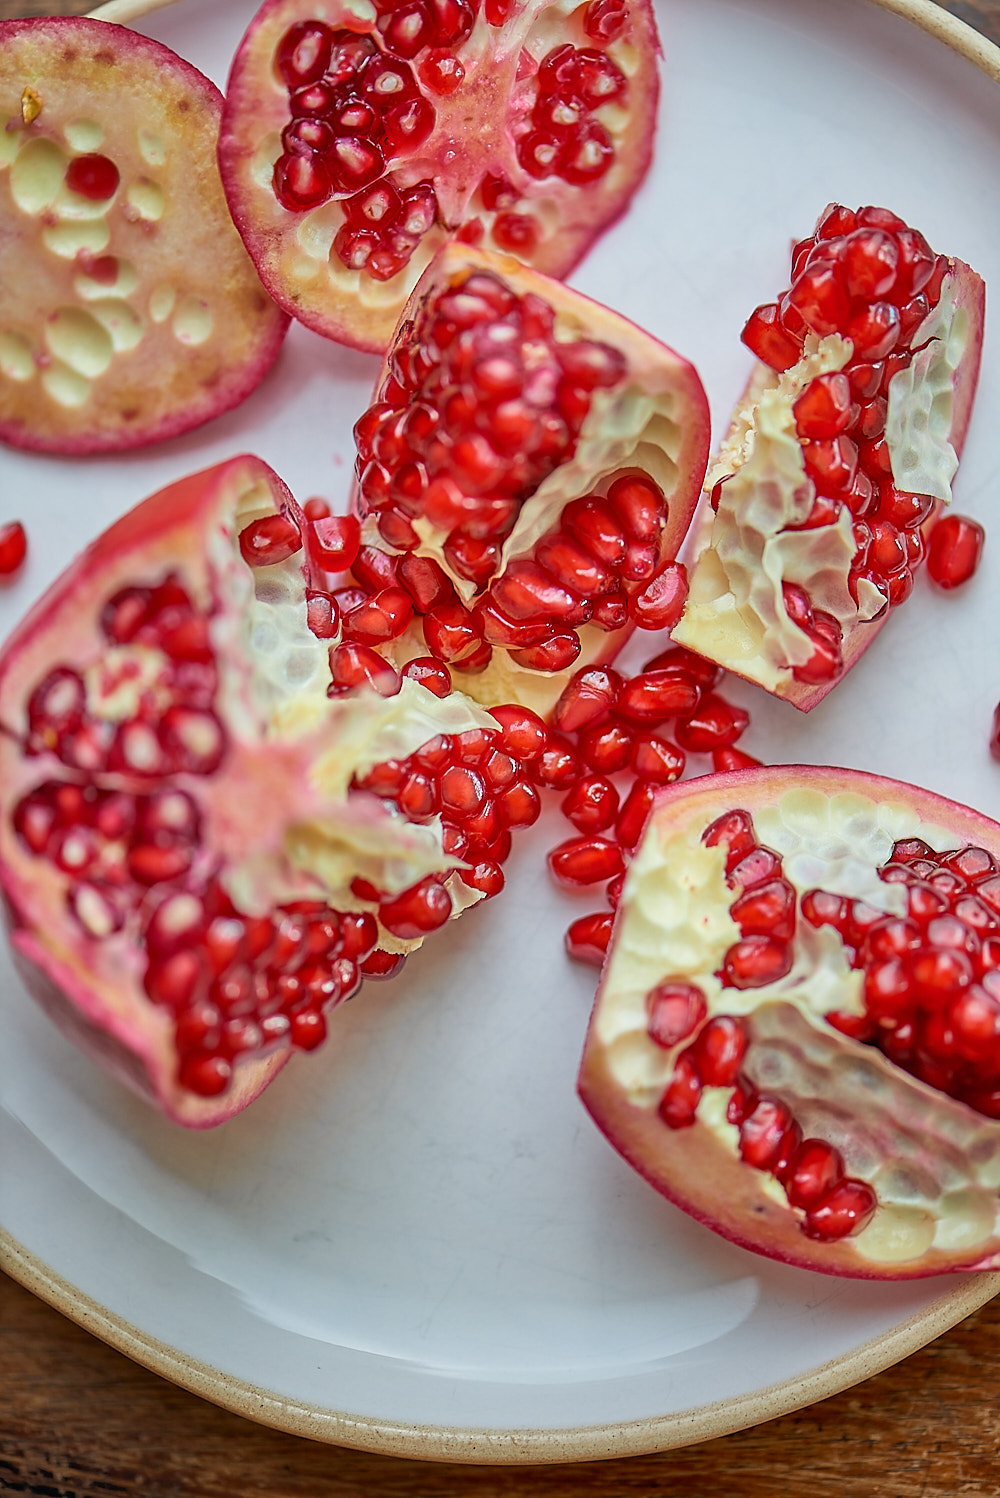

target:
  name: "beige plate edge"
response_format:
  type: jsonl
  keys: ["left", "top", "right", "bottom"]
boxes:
{"left": 5, "top": 0, "right": 1000, "bottom": 1466}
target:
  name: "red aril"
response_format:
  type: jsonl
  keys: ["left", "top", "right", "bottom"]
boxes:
{"left": 0, "top": 521, "right": 27, "bottom": 577}
{"left": 925, "top": 513, "right": 985, "bottom": 589}
{"left": 673, "top": 204, "right": 984, "bottom": 711}
{"left": 580, "top": 764, "right": 1000, "bottom": 1276}
{"left": 0, "top": 457, "right": 544, "bottom": 1126}
{"left": 218, "top": 0, "right": 661, "bottom": 352}
{"left": 0, "top": 18, "right": 287, "bottom": 454}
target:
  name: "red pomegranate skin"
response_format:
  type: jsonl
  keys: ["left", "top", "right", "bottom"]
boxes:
{"left": 218, "top": 0, "right": 661, "bottom": 352}
{"left": 0, "top": 18, "right": 288, "bottom": 455}
{"left": 579, "top": 765, "right": 1000, "bottom": 1279}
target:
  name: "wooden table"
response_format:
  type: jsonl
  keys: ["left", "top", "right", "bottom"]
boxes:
{"left": 4, "top": 2, "right": 1000, "bottom": 1494}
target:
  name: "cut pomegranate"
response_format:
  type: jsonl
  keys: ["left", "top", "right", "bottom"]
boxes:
{"left": 580, "top": 763, "right": 1000, "bottom": 1276}
{"left": 0, "top": 17, "right": 287, "bottom": 454}
{"left": 345, "top": 245, "right": 710, "bottom": 714}
{"left": 218, "top": 0, "right": 661, "bottom": 352}
{"left": 673, "top": 204, "right": 984, "bottom": 711}
{"left": 0, "top": 456, "right": 541, "bottom": 1127}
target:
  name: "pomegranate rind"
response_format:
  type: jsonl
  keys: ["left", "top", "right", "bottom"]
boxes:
{"left": 350, "top": 243, "right": 711, "bottom": 715}
{"left": 218, "top": 0, "right": 660, "bottom": 353}
{"left": 672, "top": 258, "right": 985, "bottom": 712}
{"left": 580, "top": 765, "right": 1000, "bottom": 1278}
{"left": 0, "top": 18, "right": 289, "bottom": 455}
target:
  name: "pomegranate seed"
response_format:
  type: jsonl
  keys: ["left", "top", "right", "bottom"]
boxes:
{"left": 238, "top": 513, "right": 302, "bottom": 567}
{"left": 658, "top": 1053, "right": 702, "bottom": 1128}
{"left": 926, "top": 513, "right": 985, "bottom": 589}
{"left": 328, "top": 642, "right": 399, "bottom": 696}
{"left": 423, "top": 602, "right": 482, "bottom": 663}
{"left": 561, "top": 774, "right": 619, "bottom": 833}
{"left": 401, "top": 657, "right": 452, "bottom": 697}
{"left": 739, "top": 1096, "right": 794, "bottom": 1170}
{"left": 730, "top": 877, "right": 796, "bottom": 941}
{"left": 488, "top": 703, "right": 548, "bottom": 761}
{"left": 647, "top": 981, "right": 707, "bottom": 1048}
{"left": 309, "top": 513, "right": 361, "bottom": 572}
{"left": 553, "top": 666, "right": 622, "bottom": 734}
{"left": 712, "top": 747, "right": 761, "bottom": 772}
{"left": 632, "top": 563, "right": 688, "bottom": 630}
{"left": 692, "top": 1015, "right": 746, "bottom": 1086}
{"left": 721, "top": 935, "right": 792, "bottom": 988}
{"left": 530, "top": 735, "right": 581, "bottom": 790}
{"left": 0, "top": 521, "right": 27, "bottom": 576}
{"left": 742, "top": 302, "right": 802, "bottom": 372}
{"left": 615, "top": 669, "right": 700, "bottom": 726}
{"left": 496, "top": 779, "right": 541, "bottom": 828}
{"left": 565, "top": 911, "right": 614, "bottom": 966}
{"left": 548, "top": 835, "right": 625, "bottom": 888}
{"left": 631, "top": 732, "right": 684, "bottom": 784}
{"left": 802, "top": 1179, "right": 877, "bottom": 1240}
{"left": 674, "top": 694, "right": 749, "bottom": 754}
{"left": 580, "top": 721, "right": 634, "bottom": 774}
{"left": 614, "top": 778, "right": 657, "bottom": 850}
{"left": 793, "top": 373, "right": 852, "bottom": 439}
{"left": 379, "top": 876, "right": 452, "bottom": 938}
{"left": 66, "top": 152, "right": 120, "bottom": 201}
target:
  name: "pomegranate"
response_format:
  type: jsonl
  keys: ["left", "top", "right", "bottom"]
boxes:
{"left": 672, "top": 205, "right": 985, "bottom": 710}
{"left": 580, "top": 763, "right": 1000, "bottom": 1277}
{"left": 337, "top": 244, "right": 709, "bottom": 716}
{"left": 0, "top": 17, "right": 288, "bottom": 455}
{"left": 217, "top": 0, "right": 660, "bottom": 352}
{"left": 0, "top": 455, "right": 544, "bottom": 1126}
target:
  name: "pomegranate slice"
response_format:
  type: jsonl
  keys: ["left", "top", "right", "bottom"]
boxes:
{"left": 217, "top": 0, "right": 660, "bottom": 352}
{"left": 580, "top": 764, "right": 1000, "bottom": 1277}
{"left": 0, "top": 456, "right": 541, "bottom": 1126}
{"left": 341, "top": 244, "right": 709, "bottom": 715}
{"left": 672, "top": 205, "right": 984, "bottom": 710}
{"left": 0, "top": 18, "right": 288, "bottom": 455}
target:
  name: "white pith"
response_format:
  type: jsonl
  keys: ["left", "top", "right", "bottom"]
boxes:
{"left": 0, "top": 21, "right": 285, "bottom": 450}
{"left": 673, "top": 280, "right": 966, "bottom": 696}
{"left": 596, "top": 785, "right": 1000, "bottom": 1266}
{"left": 220, "top": 0, "right": 656, "bottom": 347}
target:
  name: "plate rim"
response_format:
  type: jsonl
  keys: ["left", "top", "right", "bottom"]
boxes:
{"left": 6, "top": 0, "right": 1000, "bottom": 1467}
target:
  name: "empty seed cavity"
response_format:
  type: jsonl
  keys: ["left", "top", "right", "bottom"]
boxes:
{"left": 137, "top": 129, "right": 165, "bottom": 166}
{"left": 42, "top": 218, "right": 110, "bottom": 259}
{"left": 149, "top": 285, "right": 176, "bottom": 323}
{"left": 10, "top": 136, "right": 67, "bottom": 213}
{"left": 0, "top": 330, "right": 34, "bottom": 381}
{"left": 64, "top": 119, "right": 104, "bottom": 153}
{"left": 172, "top": 296, "right": 213, "bottom": 346}
{"left": 45, "top": 306, "right": 113, "bottom": 378}
{"left": 89, "top": 299, "right": 144, "bottom": 353}
{"left": 41, "top": 359, "right": 90, "bottom": 407}
{"left": 125, "top": 177, "right": 164, "bottom": 221}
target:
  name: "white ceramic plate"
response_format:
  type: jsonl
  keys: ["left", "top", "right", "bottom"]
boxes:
{"left": 3, "top": 0, "right": 1000, "bottom": 1464}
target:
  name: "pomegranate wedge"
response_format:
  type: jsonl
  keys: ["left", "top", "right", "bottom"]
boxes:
{"left": 330, "top": 243, "right": 710, "bottom": 716}
{"left": 580, "top": 764, "right": 1000, "bottom": 1277}
{"left": 0, "top": 457, "right": 545, "bottom": 1126}
{"left": 218, "top": 0, "right": 660, "bottom": 352}
{"left": 0, "top": 18, "right": 288, "bottom": 455}
{"left": 672, "top": 205, "right": 984, "bottom": 709}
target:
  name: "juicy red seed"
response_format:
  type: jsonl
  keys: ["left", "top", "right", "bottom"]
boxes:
{"left": 397, "top": 552, "right": 455, "bottom": 612}
{"left": 792, "top": 372, "right": 852, "bottom": 439}
{"left": 583, "top": 0, "right": 627, "bottom": 41}
{"left": 492, "top": 212, "right": 539, "bottom": 254}
{"left": 632, "top": 563, "right": 688, "bottom": 631}
{"left": 309, "top": 514, "right": 361, "bottom": 572}
{"left": 631, "top": 732, "right": 684, "bottom": 784}
{"left": 658, "top": 1053, "right": 702, "bottom": 1128}
{"left": 783, "top": 1139, "right": 846, "bottom": 1209}
{"left": 579, "top": 721, "right": 634, "bottom": 774}
{"left": 674, "top": 694, "right": 749, "bottom": 754}
{"left": 712, "top": 747, "right": 762, "bottom": 773}
{"left": 702, "top": 808, "right": 756, "bottom": 868}
{"left": 646, "top": 645, "right": 723, "bottom": 687}
{"left": 497, "top": 779, "right": 541, "bottom": 829}
{"left": 401, "top": 657, "right": 452, "bottom": 697}
{"left": 459, "top": 859, "right": 505, "bottom": 897}
{"left": 615, "top": 670, "right": 700, "bottom": 727}
{"left": 727, "top": 845, "right": 782, "bottom": 891}
{"left": 530, "top": 736, "right": 581, "bottom": 790}
{"left": 802, "top": 1179, "right": 877, "bottom": 1241}
{"left": 739, "top": 1096, "right": 794, "bottom": 1170}
{"left": 273, "top": 152, "right": 332, "bottom": 211}
{"left": 342, "top": 586, "right": 414, "bottom": 644}
{"left": 565, "top": 911, "right": 614, "bottom": 967}
{"left": 926, "top": 514, "right": 985, "bottom": 589}
{"left": 614, "top": 779, "right": 657, "bottom": 850}
{"left": 742, "top": 302, "right": 803, "bottom": 372}
{"left": 276, "top": 20, "right": 334, "bottom": 86}
{"left": 0, "top": 520, "right": 27, "bottom": 576}
{"left": 730, "top": 877, "right": 797, "bottom": 942}
{"left": 423, "top": 602, "right": 482, "bottom": 663}
{"left": 561, "top": 774, "right": 619, "bottom": 833}
{"left": 379, "top": 877, "right": 452, "bottom": 939}
{"left": 512, "top": 630, "right": 580, "bottom": 671}
{"left": 66, "top": 153, "right": 120, "bottom": 201}
{"left": 488, "top": 703, "right": 548, "bottom": 761}
{"left": 328, "top": 642, "right": 400, "bottom": 696}
{"left": 547, "top": 835, "right": 625, "bottom": 888}
{"left": 239, "top": 513, "right": 302, "bottom": 567}
{"left": 562, "top": 495, "right": 627, "bottom": 564}
{"left": 692, "top": 1015, "right": 746, "bottom": 1086}
{"left": 782, "top": 266, "right": 849, "bottom": 338}
{"left": 290, "top": 1011, "right": 328, "bottom": 1052}
{"left": 606, "top": 474, "right": 666, "bottom": 544}
{"left": 553, "top": 667, "right": 622, "bottom": 734}
{"left": 177, "top": 1052, "right": 232, "bottom": 1097}
{"left": 440, "top": 764, "right": 486, "bottom": 815}
{"left": 646, "top": 981, "right": 707, "bottom": 1048}
{"left": 721, "top": 935, "right": 792, "bottom": 989}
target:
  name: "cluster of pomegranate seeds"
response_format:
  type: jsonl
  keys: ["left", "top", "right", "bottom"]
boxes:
{"left": 355, "top": 270, "right": 625, "bottom": 572}
{"left": 805, "top": 836, "right": 1000, "bottom": 1118}
{"left": 741, "top": 204, "right": 958, "bottom": 665}
{"left": 271, "top": 19, "right": 443, "bottom": 278}
{"left": 541, "top": 650, "right": 757, "bottom": 965}
{"left": 351, "top": 704, "right": 546, "bottom": 933}
{"left": 517, "top": 44, "right": 627, "bottom": 188}
{"left": 22, "top": 576, "right": 224, "bottom": 779}
{"left": 641, "top": 809, "right": 876, "bottom": 1242}
{"left": 0, "top": 520, "right": 27, "bottom": 577}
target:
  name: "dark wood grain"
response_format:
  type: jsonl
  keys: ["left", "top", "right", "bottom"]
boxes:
{"left": 3, "top": 0, "right": 1000, "bottom": 1493}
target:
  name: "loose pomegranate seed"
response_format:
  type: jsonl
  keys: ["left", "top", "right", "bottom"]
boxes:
{"left": 488, "top": 703, "right": 548, "bottom": 761}
{"left": 553, "top": 667, "right": 622, "bottom": 734}
{"left": 631, "top": 731, "right": 684, "bottom": 784}
{"left": 615, "top": 778, "right": 657, "bottom": 850}
{"left": 631, "top": 562, "right": 688, "bottom": 630}
{"left": 926, "top": 513, "right": 985, "bottom": 589}
{"left": 0, "top": 521, "right": 27, "bottom": 576}
{"left": 579, "top": 721, "right": 633, "bottom": 774}
{"left": 674, "top": 694, "right": 749, "bottom": 754}
{"left": 548, "top": 835, "right": 625, "bottom": 887}
{"left": 530, "top": 735, "right": 581, "bottom": 790}
{"left": 561, "top": 774, "right": 619, "bottom": 833}
{"left": 615, "top": 669, "right": 700, "bottom": 727}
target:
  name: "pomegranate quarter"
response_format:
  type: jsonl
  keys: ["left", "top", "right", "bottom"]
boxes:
{"left": 217, "top": 0, "right": 661, "bottom": 351}
{"left": 672, "top": 205, "right": 984, "bottom": 709}
{"left": 580, "top": 766, "right": 1000, "bottom": 1278}
{"left": 0, "top": 18, "right": 288, "bottom": 454}
{"left": 339, "top": 244, "right": 710, "bottom": 715}
{"left": 0, "top": 456, "right": 549, "bottom": 1126}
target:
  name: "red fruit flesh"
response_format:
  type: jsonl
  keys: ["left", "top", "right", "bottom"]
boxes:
{"left": 0, "top": 18, "right": 288, "bottom": 454}
{"left": 673, "top": 204, "right": 984, "bottom": 711}
{"left": 0, "top": 521, "right": 27, "bottom": 576}
{"left": 344, "top": 245, "right": 711, "bottom": 713}
{"left": 926, "top": 513, "right": 985, "bottom": 589}
{"left": 580, "top": 765, "right": 1000, "bottom": 1277}
{"left": 0, "top": 457, "right": 539, "bottom": 1127}
{"left": 218, "top": 0, "right": 661, "bottom": 352}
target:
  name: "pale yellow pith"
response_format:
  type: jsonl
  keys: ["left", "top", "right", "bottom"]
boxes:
{"left": 596, "top": 787, "right": 1000, "bottom": 1265}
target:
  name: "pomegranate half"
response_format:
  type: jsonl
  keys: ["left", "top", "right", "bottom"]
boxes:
{"left": 336, "top": 243, "right": 710, "bottom": 716}
{"left": 217, "top": 0, "right": 660, "bottom": 351}
{"left": 580, "top": 764, "right": 1000, "bottom": 1278}
{"left": 671, "top": 205, "right": 985, "bottom": 710}
{"left": 0, "top": 456, "right": 545, "bottom": 1126}
{"left": 0, "top": 18, "right": 289, "bottom": 455}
